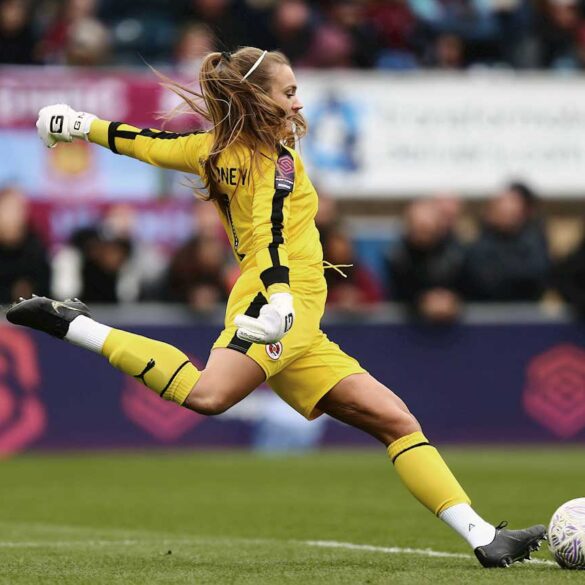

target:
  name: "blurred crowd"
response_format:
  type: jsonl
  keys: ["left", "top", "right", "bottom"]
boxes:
{"left": 3, "top": 0, "right": 585, "bottom": 71}
{"left": 2, "top": 183, "right": 585, "bottom": 324}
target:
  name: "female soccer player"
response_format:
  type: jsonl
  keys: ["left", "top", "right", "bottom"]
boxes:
{"left": 7, "top": 47, "right": 545, "bottom": 568}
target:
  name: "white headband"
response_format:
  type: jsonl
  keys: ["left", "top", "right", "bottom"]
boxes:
{"left": 241, "top": 50, "right": 267, "bottom": 82}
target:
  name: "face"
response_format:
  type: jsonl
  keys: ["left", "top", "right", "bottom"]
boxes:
{"left": 486, "top": 192, "right": 526, "bottom": 234}
{"left": 406, "top": 200, "right": 443, "bottom": 248}
{"left": 269, "top": 64, "right": 303, "bottom": 123}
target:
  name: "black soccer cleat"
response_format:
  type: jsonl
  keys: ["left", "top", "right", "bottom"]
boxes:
{"left": 474, "top": 521, "right": 547, "bottom": 568}
{"left": 5, "top": 295, "right": 90, "bottom": 339}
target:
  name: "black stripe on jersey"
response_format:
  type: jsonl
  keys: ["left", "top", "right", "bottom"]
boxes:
{"left": 140, "top": 129, "right": 191, "bottom": 140}
{"left": 260, "top": 188, "right": 290, "bottom": 289}
{"left": 259, "top": 147, "right": 294, "bottom": 289}
{"left": 107, "top": 123, "right": 203, "bottom": 154}
{"left": 391, "top": 441, "right": 431, "bottom": 464}
{"left": 227, "top": 292, "right": 267, "bottom": 354}
{"left": 268, "top": 189, "right": 288, "bottom": 266}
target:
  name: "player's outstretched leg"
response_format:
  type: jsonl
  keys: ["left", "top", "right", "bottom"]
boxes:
{"left": 6, "top": 296, "right": 199, "bottom": 405}
{"left": 317, "top": 373, "right": 547, "bottom": 568}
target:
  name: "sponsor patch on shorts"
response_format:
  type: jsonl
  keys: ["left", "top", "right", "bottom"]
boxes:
{"left": 265, "top": 342, "right": 283, "bottom": 360}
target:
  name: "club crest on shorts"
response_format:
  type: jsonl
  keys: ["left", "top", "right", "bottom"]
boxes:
{"left": 265, "top": 342, "right": 283, "bottom": 360}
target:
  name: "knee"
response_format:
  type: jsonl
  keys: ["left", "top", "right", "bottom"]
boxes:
{"left": 383, "top": 411, "right": 421, "bottom": 444}
{"left": 184, "top": 388, "right": 232, "bottom": 416}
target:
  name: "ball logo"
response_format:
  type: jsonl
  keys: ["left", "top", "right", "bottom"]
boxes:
{"left": 0, "top": 327, "right": 47, "bottom": 457}
{"left": 523, "top": 344, "right": 585, "bottom": 438}
{"left": 265, "top": 342, "right": 283, "bottom": 360}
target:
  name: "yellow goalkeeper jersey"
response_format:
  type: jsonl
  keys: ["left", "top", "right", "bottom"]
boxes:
{"left": 89, "top": 120, "right": 323, "bottom": 294}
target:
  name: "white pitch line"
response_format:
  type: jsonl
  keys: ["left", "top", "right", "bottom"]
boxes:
{"left": 306, "top": 540, "right": 471, "bottom": 559}
{"left": 305, "top": 539, "right": 558, "bottom": 567}
{"left": 0, "top": 540, "right": 142, "bottom": 548}
{"left": 0, "top": 533, "right": 558, "bottom": 567}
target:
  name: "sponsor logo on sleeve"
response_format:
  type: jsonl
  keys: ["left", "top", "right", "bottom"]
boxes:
{"left": 275, "top": 153, "right": 294, "bottom": 192}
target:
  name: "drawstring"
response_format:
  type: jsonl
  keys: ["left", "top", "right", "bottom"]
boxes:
{"left": 323, "top": 261, "right": 352, "bottom": 279}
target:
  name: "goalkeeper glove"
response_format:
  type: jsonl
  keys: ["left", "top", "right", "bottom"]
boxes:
{"left": 36, "top": 104, "right": 97, "bottom": 148}
{"left": 235, "top": 293, "right": 295, "bottom": 344}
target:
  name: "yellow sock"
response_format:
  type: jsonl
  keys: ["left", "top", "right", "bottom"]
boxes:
{"left": 102, "top": 329, "right": 201, "bottom": 405}
{"left": 388, "top": 431, "right": 470, "bottom": 516}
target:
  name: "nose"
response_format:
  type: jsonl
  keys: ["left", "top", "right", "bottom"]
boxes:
{"left": 293, "top": 96, "right": 303, "bottom": 112}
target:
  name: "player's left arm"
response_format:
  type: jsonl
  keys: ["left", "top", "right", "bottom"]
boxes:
{"left": 89, "top": 119, "right": 204, "bottom": 174}
{"left": 234, "top": 147, "right": 295, "bottom": 344}
{"left": 36, "top": 104, "right": 203, "bottom": 174}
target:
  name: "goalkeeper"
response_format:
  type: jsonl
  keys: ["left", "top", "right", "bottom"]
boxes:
{"left": 7, "top": 47, "right": 545, "bottom": 568}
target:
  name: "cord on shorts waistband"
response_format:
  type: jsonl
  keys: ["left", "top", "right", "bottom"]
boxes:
{"left": 323, "top": 261, "right": 352, "bottom": 278}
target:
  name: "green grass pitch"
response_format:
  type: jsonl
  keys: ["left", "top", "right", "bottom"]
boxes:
{"left": 0, "top": 447, "right": 583, "bottom": 584}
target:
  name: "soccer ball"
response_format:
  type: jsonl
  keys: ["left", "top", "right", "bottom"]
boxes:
{"left": 548, "top": 498, "right": 585, "bottom": 569}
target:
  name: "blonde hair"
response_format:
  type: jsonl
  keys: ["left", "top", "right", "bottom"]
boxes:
{"left": 161, "top": 47, "right": 307, "bottom": 202}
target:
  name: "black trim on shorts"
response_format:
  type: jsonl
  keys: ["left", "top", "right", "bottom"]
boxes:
{"left": 227, "top": 292, "right": 267, "bottom": 354}
{"left": 391, "top": 441, "right": 431, "bottom": 464}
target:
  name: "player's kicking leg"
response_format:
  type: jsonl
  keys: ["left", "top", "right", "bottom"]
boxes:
{"left": 5, "top": 296, "right": 264, "bottom": 413}
{"left": 316, "top": 373, "right": 547, "bottom": 568}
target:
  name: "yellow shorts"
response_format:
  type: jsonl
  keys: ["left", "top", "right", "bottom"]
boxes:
{"left": 213, "top": 264, "right": 366, "bottom": 419}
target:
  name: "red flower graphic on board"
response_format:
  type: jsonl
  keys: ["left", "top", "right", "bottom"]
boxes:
{"left": 0, "top": 326, "right": 46, "bottom": 456}
{"left": 121, "top": 354, "right": 205, "bottom": 442}
{"left": 523, "top": 344, "right": 585, "bottom": 438}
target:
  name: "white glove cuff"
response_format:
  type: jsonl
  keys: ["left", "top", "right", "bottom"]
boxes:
{"left": 70, "top": 112, "right": 97, "bottom": 140}
{"left": 269, "top": 292, "right": 294, "bottom": 312}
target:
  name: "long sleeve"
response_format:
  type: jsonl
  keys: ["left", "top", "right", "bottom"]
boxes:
{"left": 251, "top": 146, "right": 295, "bottom": 294}
{"left": 88, "top": 119, "right": 207, "bottom": 174}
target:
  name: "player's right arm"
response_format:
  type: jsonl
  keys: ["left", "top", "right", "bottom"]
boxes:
{"left": 36, "top": 104, "right": 205, "bottom": 174}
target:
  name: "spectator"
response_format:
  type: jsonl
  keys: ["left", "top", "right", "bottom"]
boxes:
{"left": 0, "top": 187, "right": 50, "bottom": 304}
{"left": 52, "top": 205, "right": 166, "bottom": 303}
{"left": 39, "top": 0, "right": 110, "bottom": 65}
{"left": 174, "top": 23, "right": 217, "bottom": 77}
{"left": 322, "top": 0, "right": 380, "bottom": 68}
{"left": 386, "top": 199, "right": 466, "bottom": 323}
{"left": 269, "top": 0, "right": 316, "bottom": 67}
{"left": 303, "top": 21, "right": 354, "bottom": 68}
{"left": 179, "top": 0, "right": 247, "bottom": 51}
{"left": 323, "top": 228, "right": 383, "bottom": 309}
{"left": 428, "top": 32, "right": 466, "bottom": 69}
{"left": 315, "top": 191, "right": 341, "bottom": 246}
{"left": 165, "top": 233, "right": 230, "bottom": 311}
{"left": 410, "top": 0, "right": 500, "bottom": 66}
{"left": 433, "top": 191, "right": 465, "bottom": 235}
{"left": 65, "top": 12, "right": 111, "bottom": 65}
{"left": 366, "top": 0, "right": 419, "bottom": 69}
{"left": 553, "top": 224, "right": 585, "bottom": 317}
{"left": 80, "top": 227, "right": 129, "bottom": 303}
{"left": 493, "top": 0, "right": 537, "bottom": 68}
{"left": 464, "top": 185, "right": 550, "bottom": 301}
{"left": 0, "top": 0, "right": 38, "bottom": 64}
{"left": 536, "top": 0, "right": 583, "bottom": 69}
